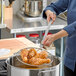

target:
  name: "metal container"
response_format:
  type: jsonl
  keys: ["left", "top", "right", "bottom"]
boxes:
{"left": 6, "top": 55, "right": 60, "bottom": 76}
{"left": 24, "top": 0, "right": 43, "bottom": 17}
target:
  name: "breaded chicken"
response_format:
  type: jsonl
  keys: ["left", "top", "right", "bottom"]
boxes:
{"left": 39, "top": 51, "right": 48, "bottom": 59}
{"left": 28, "top": 57, "right": 51, "bottom": 65}
{"left": 27, "top": 48, "right": 37, "bottom": 59}
{"left": 20, "top": 49, "right": 29, "bottom": 63}
{"left": 20, "top": 48, "right": 51, "bottom": 65}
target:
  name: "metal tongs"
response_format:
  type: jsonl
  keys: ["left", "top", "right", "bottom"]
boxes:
{"left": 40, "top": 21, "right": 52, "bottom": 48}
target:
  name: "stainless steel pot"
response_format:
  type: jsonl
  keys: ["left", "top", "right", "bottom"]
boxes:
{"left": 24, "top": 0, "right": 43, "bottom": 17}
{"left": 6, "top": 55, "right": 60, "bottom": 76}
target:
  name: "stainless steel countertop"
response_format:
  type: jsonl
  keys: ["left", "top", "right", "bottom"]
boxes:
{"left": 8, "top": 15, "right": 67, "bottom": 34}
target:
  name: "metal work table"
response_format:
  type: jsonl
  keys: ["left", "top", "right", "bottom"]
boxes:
{"left": 8, "top": 15, "right": 67, "bottom": 34}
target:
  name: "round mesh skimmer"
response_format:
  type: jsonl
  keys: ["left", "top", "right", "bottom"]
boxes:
{"left": 15, "top": 47, "right": 53, "bottom": 67}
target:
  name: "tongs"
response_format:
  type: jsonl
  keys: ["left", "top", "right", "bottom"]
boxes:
{"left": 40, "top": 21, "right": 52, "bottom": 48}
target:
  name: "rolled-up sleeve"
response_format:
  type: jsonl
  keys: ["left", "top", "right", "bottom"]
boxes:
{"left": 43, "top": 0, "right": 69, "bottom": 19}
{"left": 63, "top": 21, "right": 76, "bottom": 37}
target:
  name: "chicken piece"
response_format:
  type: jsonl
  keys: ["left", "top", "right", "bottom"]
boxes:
{"left": 20, "top": 49, "right": 29, "bottom": 63}
{"left": 39, "top": 51, "right": 48, "bottom": 59}
{"left": 20, "top": 48, "right": 50, "bottom": 65}
{"left": 35, "top": 51, "right": 48, "bottom": 59}
{"left": 27, "top": 48, "right": 37, "bottom": 59}
{"left": 28, "top": 57, "right": 51, "bottom": 65}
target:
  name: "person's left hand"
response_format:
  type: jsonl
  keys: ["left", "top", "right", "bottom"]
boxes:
{"left": 42, "top": 34, "right": 56, "bottom": 47}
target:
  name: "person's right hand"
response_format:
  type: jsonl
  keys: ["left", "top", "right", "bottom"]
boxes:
{"left": 45, "top": 10, "right": 56, "bottom": 24}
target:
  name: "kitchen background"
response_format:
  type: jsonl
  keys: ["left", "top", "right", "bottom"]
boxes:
{"left": 0, "top": 0, "right": 67, "bottom": 76}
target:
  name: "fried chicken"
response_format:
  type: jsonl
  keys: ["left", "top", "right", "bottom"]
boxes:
{"left": 28, "top": 57, "right": 51, "bottom": 65}
{"left": 20, "top": 48, "right": 51, "bottom": 65}
{"left": 20, "top": 49, "right": 29, "bottom": 63}
{"left": 27, "top": 48, "right": 37, "bottom": 59}
{"left": 38, "top": 51, "right": 48, "bottom": 59}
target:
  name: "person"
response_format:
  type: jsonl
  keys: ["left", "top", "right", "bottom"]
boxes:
{"left": 42, "top": 0, "right": 76, "bottom": 76}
